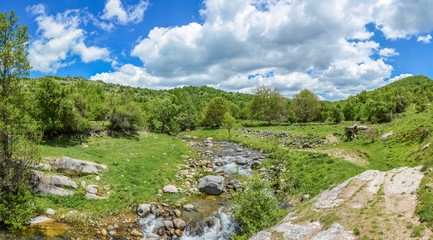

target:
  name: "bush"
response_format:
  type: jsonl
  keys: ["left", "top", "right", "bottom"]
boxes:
{"left": 108, "top": 105, "right": 144, "bottom": 132}
{"left": 230, "top": 176, "right": 286, "bottom": 237}
{"left": 0, "top": 183, "right": 37, "bottom": 231}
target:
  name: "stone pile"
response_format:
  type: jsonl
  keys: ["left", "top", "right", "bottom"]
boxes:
{"left": 235, "top": 128, "right": 325, "bottom": 149}
{"left": 137, "top": 203, "right": 188, "bottom": 238}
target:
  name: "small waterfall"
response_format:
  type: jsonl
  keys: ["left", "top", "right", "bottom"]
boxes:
{"left": 181, "top": 208, "right": 239, "bottom": 240}
{"left": 139, "top": 214, "right": 164, "bottom": 239}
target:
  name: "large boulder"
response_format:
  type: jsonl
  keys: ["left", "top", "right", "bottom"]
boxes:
{"left": 36, "top": 174, "right": 77, "bottom": 196}
{"left": 198, "top": 175, "right": 224, "bottom": 195}
{"left": 44, "top": 157, "right": 108, "bottom": 176}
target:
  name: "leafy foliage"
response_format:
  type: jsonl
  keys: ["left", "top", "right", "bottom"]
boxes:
{"left": 248, "top": 86, "right": 287, "bottom": 124}
{"left": 201, "top": 97, "right": 231, "bottom": 127}
{"left": 291, "top": 89, "right": 321, "bottom": 122}
{"left": 230, "top": 176, "right": 286, "bottom": 237}
{"left": 0, "top": 10, "right": 39, "bottom": 231}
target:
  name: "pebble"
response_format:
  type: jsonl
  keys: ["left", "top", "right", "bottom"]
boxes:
{"left": 101, "top": 229, "right": 108, "bottom": 236}
{"left": 131, "top": 229, "right": 143, "bottom": 237}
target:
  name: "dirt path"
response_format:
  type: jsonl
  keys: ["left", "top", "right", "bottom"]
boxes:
{"left": 250, "top": 166, "right": 431, "bottom": 240}
{"left": 304, "top": 148, "right": 369, "bottom": 166}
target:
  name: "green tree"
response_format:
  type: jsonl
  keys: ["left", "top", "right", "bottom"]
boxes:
{"left": 222, "top": 112, "right": 235, "bottom": 139}
{"left": 0, "top": 10, "right": 39, "bottom": 231}
{"left": 291, "top": 89, "right": 321, "bottom": 122}
{"left": 248, "top": 86, "right": 287, "bottom": 124}
{"left": 147, "top": 96, "right": 180, "bottom": 134}
{"left": 35, "top": 77, "right": 63, "bottom": 135}
{"left": 201, "top": 97, "right": 230, "bottom": 127}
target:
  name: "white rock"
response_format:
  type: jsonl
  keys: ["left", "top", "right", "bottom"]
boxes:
{"left": 27, "top": 216, "right": 53, "bottom": 225}
{"left": 45, "top": 208, "right": 56, "bottom": 215}
{"left": 163, "top": 185, "right": 178, "bottom": 193}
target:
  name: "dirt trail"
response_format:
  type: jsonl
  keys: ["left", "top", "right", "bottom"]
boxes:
{"left": 250, "top": 166, "right": 431, "bottom": 240}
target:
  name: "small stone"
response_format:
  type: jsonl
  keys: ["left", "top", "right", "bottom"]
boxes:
{"left": 46, "top": 208, "right": 56, "bottom": 215}
{"left": 173, "top": 218, "right": 186, "bottom": 230}
{"left": 85, "top": 185, "right": 99, "bottom": 194}
{"left": 163, "top": 185, "right": 178, "bottom": 193}
{"left": 174, "top": 209, "right": 182, "bottom": 217}
{"left": 183, "top": 204, "right": 194, "bottom": 210}
{"left": 80, "top": 181, "right": 86, "bottom": 188}
{"left": 101, "top": 228, "right": 108, "bottom": 236}
{"left": 107, "top": 225, "right": 114, "bottom": 231}
{"left": 170, "top": 228, "right": 176, "bottom": 235}
{"left": 131, "top": 229, "right": 143, "bottom": 237}
{"left": 164, "top": 220, "right": 174, "bottom": 230}
{"left": 156, "top": 226, "right": 165, "bottom": 236}
{"left": 113, "top": 223, "right": 119, "bottom": 229}
{"left": 109, "top": 230, "right": 116, "bottom": 236}
{"left": 175, "top": 229, "right": 183, "bottom": 237}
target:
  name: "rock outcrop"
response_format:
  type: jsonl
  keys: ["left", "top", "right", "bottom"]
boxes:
{"left": 44, "top": 157, "right": 108, "bottom": 176}
{"left": 36, "top": 172, "right": 78, "bottom": 196}
{"left": 198, "top": 175, "right": 224, "bottom": 195}
{"left": 250, "top": 166, "right": 430, "bottom": 240}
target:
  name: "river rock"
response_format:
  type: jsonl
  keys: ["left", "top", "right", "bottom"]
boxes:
{"left": 183, "top": 204, "right": 194, "bottom": 210}
{"left": 198, "top": 175, "right": 224, "bottom": 195}
{"left": 174, "top": 209, "right": 182, "bottom": 217}
{"left": 36, "top": 174, "right": 77, "bottom": 196}
{"left": 174, "top": 218, "right": 186, "bottom": 230}
{"left": 237, "top": 158, "right": 247, "bottom": 165}
{"left": 175, "top": 229, "right": 183, "bottom": 237}
{"left": 131, "top": 229, "right": 144, "bottom": 237}
{"left": 85, "top": 185, "right": 99, "bottom": 194}
{"left": 163, "top": 185, "right": 178, "bottom": 193}
{"left": 137, "top": 204, "right": 152, "bottom": 218}
{"left": 44, "top": 157, "right": 108, "bottom": 176}
{"left": 164, "top": 220, "right": 174, "bottom": 230}
{"left": 381, "top": 131, "right": 393, "bottom": 141}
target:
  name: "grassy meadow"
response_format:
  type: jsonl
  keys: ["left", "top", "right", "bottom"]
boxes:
{"left": 35, "top": 132, "right": 191, "bottom": 221}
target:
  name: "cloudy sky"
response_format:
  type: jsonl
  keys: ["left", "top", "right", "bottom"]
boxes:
{"left": 3, "top": 0, "right": 433, "bottom": 100}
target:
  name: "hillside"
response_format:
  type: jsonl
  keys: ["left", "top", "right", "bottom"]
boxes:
{"left": 28, "top": 76, "right": 254, "bottom": 109}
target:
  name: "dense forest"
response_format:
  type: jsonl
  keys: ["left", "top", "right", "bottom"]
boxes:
{"left": 23, "top": 74, "right": 433, "bottom": 138}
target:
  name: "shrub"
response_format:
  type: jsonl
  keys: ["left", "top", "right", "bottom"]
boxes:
{"left": 0, "top": 183, "right": 37, "bottom": 231}
{"left": 230, "top": 176, "right": 286, "bottom": 237}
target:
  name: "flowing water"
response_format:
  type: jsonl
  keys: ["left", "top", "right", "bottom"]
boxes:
{"left": 136, "top": 139, "right": 266, "bottom": 239}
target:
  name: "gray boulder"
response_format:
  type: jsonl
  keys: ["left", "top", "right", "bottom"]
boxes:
{"left": 44, "top": 157, "right": 108, "bottom": 176}
{"left": 137, "top": 204, "right": 152, "bottom": 218}
{"left": 36, "top": 174, "right": 77, "bottom": 196}
{"left": 199, "top": 175, "right": 224, "bottom": 195}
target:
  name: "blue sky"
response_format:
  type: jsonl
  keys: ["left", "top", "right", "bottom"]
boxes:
{"left": 2, "top": 0, "right": 433, "bottom": 100}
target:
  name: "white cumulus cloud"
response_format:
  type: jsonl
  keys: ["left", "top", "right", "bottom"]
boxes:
{"left": 27, "top": 4, "right": 110, "bottom": 73}
{"left": 88, "top": 0, "right": 433, "bottom": 100}
{"left": 101, "top": 0, "right": 149, "bottom": 25}
{"left": 388, "top": 73, "right": 414, "bottom": 83}
{"left": 417, "top": 34, "right": 432, "bottom": 44}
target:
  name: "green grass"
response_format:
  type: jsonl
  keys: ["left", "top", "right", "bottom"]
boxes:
{"left": 35, "top": 132, "right": 190, "bottom": 221}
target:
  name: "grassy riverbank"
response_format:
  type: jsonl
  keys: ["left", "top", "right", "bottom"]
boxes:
{"left": 35, "top": 132, "right": 191, "bottom": 222}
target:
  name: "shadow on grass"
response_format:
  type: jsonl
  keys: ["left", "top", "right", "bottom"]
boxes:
{"left": 110, "top": 132, "right": 140, "bottom": 141}
{"left": 41, "top": 139, "right": 82, "bottom": 148}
